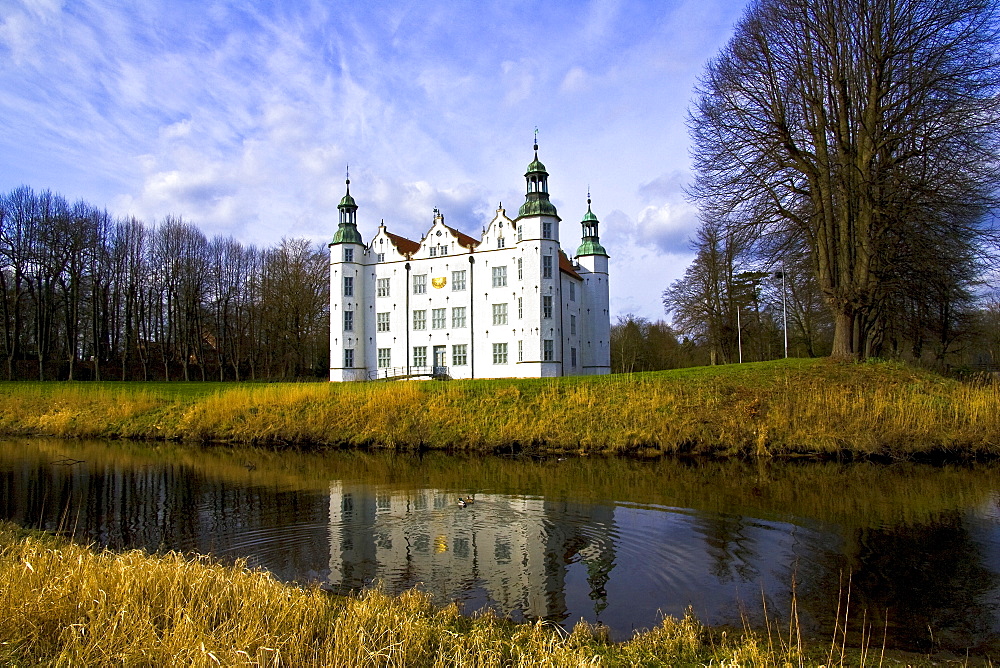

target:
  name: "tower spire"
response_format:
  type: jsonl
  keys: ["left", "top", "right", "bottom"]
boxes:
{"left": 332, "top": 167, "right": 362, "bottom": 244}
{"left": 516, "top": 133, "right": 559, "bottom": 220}
{"left": 576, "top": 191, "right": 607, "bottom": 257}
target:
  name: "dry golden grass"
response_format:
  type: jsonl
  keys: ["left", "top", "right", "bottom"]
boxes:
{"left": 0, "top": 359, "right": 997, "bottom": 458}
{"left": 1, "top": 521, "right": 839, "bottom": 667}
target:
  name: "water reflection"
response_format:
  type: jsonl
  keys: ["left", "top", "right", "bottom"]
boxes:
{"left": 1, "top": 438, "right": 999, "bottom": 652}
{"left": 327, "top": 484, "right": 618, "bottom": 624}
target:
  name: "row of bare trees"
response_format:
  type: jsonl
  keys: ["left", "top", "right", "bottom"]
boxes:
{"left": 0, "top": 186, "right": 329, "bottom": 381}
{"left": 679, "top": 0, "right": 1000, "bottom": 362}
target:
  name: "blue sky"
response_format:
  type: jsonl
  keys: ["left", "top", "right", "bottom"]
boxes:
{"left": 0, "top": 0, "right": 747, "bottom": 320}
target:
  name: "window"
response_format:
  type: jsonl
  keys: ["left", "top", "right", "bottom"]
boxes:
{"left": 344, "top": 310, "right": 354, "bottom": 332}
{"left": 543, "top": 339, "right": 554, "bottom": 361}
{"left": 429, "top": 246, "right": 437, "bottom": 257}
{"left": 492, "top": 303, "right": 507, "bottom": 325}
{"left": 517, "top": 258, "right": 522, "bottom": 280}
{"left": 343, "top": 248, "right": 354, "bottom": 262}
{"left": 542, "top": 255, "right": 553, "bottom": 279}
{"left": 517, "top": 224, "right": 522, "bottom": 242}
{"left": 493, "top": 343, "right": 508, "bottom": 364}
{"left": 452, "top": 270, "right": 466, "bottom": 291}
{"left": 432, "top": 244, "right": 447, "bottom": 256}
{"left": 542, "top": 222, "right": 552, "bottom": 238}
{"left": 343, "top": 276, "right": 353, "bottom": 297}
{"left": 413, "top": 346, "right": 427, "bottom": 367}
{"left": 377, "top": 278, "right": 390, "bottom": 297}
{"left": 413, "top": 310, "right": 426, "bottom": 330}
{"left": 571, "top": 347, "right": 577, "bottom": 368}
{"left": 492, "top": 266, "right": 507, "bottom": 288}
{"left": 377, "top": 312, "right": 390, "bottom": 332}
{"left": 518, "top": 340, "right": 523, "bottom": 362}
{"left": 569, "top": 282, "right": 575, "bottom": 301}
{"left": 378, "top": 348, "right": 391, "bottom": 368}
{"left": 452, "top": 344, "right": 467, "bottom": 366}
{"left": 432, "top": 308, "right": 446, "bottom": 329}
{"left": 413, "top": 274, "right": 427, "bottom": 294}
{"left": 452, "top": 307, "right": 466, "bottom": 328}
{"left": 518, "top": 297, "right": 523, "bottom": 319}
{"left": 497, "top": 237, "right": 505, "bottom": 248}
{"left": 376, "top": 253, "right": 385, "bottom": 263}
{"left": 543, "top": 296, "right": 553, "bottom": 319}
{"left": 344, "top": 349, "right": 354, "bottom": 368}
{"left": 570, "top": 314, "right": 576, "bottom": 335}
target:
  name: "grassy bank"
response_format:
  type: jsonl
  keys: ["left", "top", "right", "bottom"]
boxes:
{"left": 0, "top": 521, "right": 940, "bottom": 666}
{"left": 0, "top": 359, "right": 997, "bottom": 458}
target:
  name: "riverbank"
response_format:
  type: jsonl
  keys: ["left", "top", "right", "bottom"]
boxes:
{"left": 0, "top": 359, "right": 997, "bottom": 459}
{"left": 0, "top": 521, "right": 954, "bottom": 666}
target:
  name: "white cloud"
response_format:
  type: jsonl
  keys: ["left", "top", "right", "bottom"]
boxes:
{"left": 560, "top": 66, "right": 588, "bottom": 94}
{"left": 0, "top": 0, "right": 749, "bottom": 322}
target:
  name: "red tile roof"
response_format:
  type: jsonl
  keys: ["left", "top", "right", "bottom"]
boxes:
{"left": 385, "top": 232, "right": 420, "bottom": 257}
{"left": 559, "top": 250, "right": 581, "bottom": 280}
{"left": 445, "top": 225, "right": 480, "bottom": 250}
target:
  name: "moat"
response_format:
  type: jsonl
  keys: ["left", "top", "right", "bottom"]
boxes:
{"left": 2, "top": 437, "right": 999, "bottom": 654}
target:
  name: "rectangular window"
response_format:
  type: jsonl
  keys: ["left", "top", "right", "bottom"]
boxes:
{"left": 413, "top": 346, "right": 427, "bottom": 367}
{"left": 377, "top": 312, "right": 390, "bottom": 332}
{"left": 413, "top": 274, "right": 427, "bottom": 294}
{"left": 543, "top": 339, "right": 554, "bottom": 361}
{"left": 542, "top": 255, "right": 553, "bottom": 279}
{"left": 376, "top": 253, "right": 385, "bottom": 263}
{"left": 413, "top": 310, "right": 426, "bottom": 330}
{"left": 343, "top": 248, "right": 354, "bottom": 262}
{"left": 438, "top": 244, "right": 448, "bottom": 256}
{"left": 452, "top": 306, "right": 466, "bottom": 328}
{"left": 452, "top": 270, "right": 466, "bottom": 291}
{"left": 492, "top": 303, "right": 507, "bottom": 326}
{"left": 377, "top": 278, "right": 390, "bottom": 297}
{"left": 432, "top": 308, "right": 446, "bottom": 329}
{"left": 518, "top": 340, "right": 523, "bottom": 362}
{"left": 378, "top": 348, "right": 391, "bottom": 368}
{"left": 497, "top": 237, "right": 505, "bottom": 248}
{"left": 343, "top": 310, "right": 354, "bottom": 332}
{"left": 517, "top": 257, "right": 522, "bottom": 280}
{"left": 543, "top": 295, "right": 553, "bottom": 319}
{"left": 429, "top": 246, "right": 437, "bottom": 257}
{"left": 492, "top": 265, "right": 507, "bottom": 288}
{"left": 518, "top": 297, "right": 523, "bottom": 319}
{"left": 344, "top": 349, "right": 354, "bottom": 368}
{"left": 493, "top": 343, "right": 508, "bottom": 365}
{"left": 517, "top": 224, "right": 522, "bottom": 242}
{"left": 571, "top": 347, "right": 577, "bottom": 368}
{"left": 542, "top": 222, "right": 552, "bottom": 239}
{"left": 343, "top": 276, "right": 353, "bottom": 297}
{"left": 569, "top": 282, "right": 576, "bottom": 301}
{"left": 452, "top": 344, "right": 467, "bottom": 366}
{"left": 570, "top": 314, "right": 576, "bottom": 335}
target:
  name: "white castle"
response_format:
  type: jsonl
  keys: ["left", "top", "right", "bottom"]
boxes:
{"left": 329, "top": 143, "right": 610, "bottom": 381}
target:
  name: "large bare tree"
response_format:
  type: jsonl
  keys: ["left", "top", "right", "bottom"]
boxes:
{"left": 689, "top": 0, "right": 1000, "bottom": 359}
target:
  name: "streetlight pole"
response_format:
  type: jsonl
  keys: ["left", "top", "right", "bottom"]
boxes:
{"left": 737, "top": 307, "right": 743, "bottom": 363}
{"left": 780, "top": 266, "right": 788, "bottom": 358}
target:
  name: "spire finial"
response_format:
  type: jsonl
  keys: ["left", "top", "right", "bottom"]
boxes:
{"left": 345, "top": 164, "right": 350, "bottom": 190}
{"left": 533, "top": 126, "right": 538, "bottom": 152}
{"left": 587, "top": 185, "right": 591, "bottom": 206}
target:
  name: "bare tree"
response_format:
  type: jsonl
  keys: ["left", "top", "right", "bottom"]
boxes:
{"left": 689, "top": 0, "right": 1000, "bottom": 359}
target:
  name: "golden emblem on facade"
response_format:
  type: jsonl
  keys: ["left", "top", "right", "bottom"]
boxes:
{"left": 431, "top": 277, "right": 447, "bottom": 289}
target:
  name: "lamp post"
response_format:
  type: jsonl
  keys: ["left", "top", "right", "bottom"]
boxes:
{"left": 775, "top": 267, "right": 788, "bottom": 358}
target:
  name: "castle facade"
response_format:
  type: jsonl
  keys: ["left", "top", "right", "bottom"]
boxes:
{"left": 329, "top": 144, "right": 610, "bottom": 381}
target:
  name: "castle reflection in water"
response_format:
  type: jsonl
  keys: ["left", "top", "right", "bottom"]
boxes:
{"left": 328, "top": 482, "right": 617, "bottom": 621}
